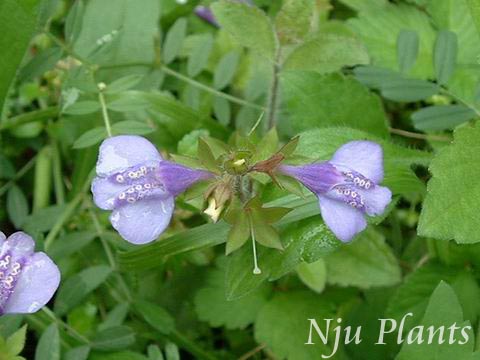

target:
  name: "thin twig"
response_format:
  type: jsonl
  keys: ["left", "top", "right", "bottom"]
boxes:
{"left": 389, "top": 127, "right": 452, "bottom": 142}
{"left": 238, "top": 344, "right": 266, "bottom": 360}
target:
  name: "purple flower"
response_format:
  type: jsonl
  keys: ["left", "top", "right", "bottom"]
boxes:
{"left": 0, "top": 232, "right": 60, "bottom": 315}
{"left": 195, "top": 0, "right": 253, "bottom": 26}
{"left": 92, "top": 135, "right": 213, "bottom": 245}
{"left": 279, "top": 141, "right": 392, "bottom": 242}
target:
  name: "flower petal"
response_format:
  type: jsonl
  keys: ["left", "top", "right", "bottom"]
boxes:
{"left": 2, "top": 232, "right": 35, "bottom": 257}
{"left": 318, "top": 195, "right": 366, "bottom": 242}
{"left": 0, "top": 232, "right": 5, "bottom": 247}
{"left": 279, "top": 163, "right": 343, "bottom": 194}
{"left": 91, "top": 177, "right": 129, "bottom": 210}
{"left": 157, "top": 161, "right": 213, "bottom": 196}
{"left": 96, "top": 136, "right": 162, "bottom": 176}
{"left": 3, "top": 252, "right": 60, "bottom": 314}
{"left": 110, "top": 197, "right": 175, "bottom": 245}
{"left": 358, "top": 185, "right": 392, "bottom": 216}
{"left": 330, "top": 141, "right": 384, "bottom": 184}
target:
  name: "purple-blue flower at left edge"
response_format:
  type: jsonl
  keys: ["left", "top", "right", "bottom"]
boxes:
{"left": 0, "top": 232, "right": 60, "bottom": 315}
{"left": 195, "top": 0, "right": 253, "bottom": 26}
{"left": 92, "top": 135, "right": 214, "bottom": 245}
{"left": 279, "top": 141, "right": 392, "bottom": 243}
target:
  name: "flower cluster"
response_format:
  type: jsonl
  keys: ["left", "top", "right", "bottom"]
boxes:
{"left": 0, "top": 232, "right": 60, "bottom": 315}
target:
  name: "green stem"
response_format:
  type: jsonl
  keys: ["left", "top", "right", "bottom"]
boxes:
{"left": 0, "top": 106, "right": 59, "bottom": 131}
{"left": 388, "top": 127, "right": 451, "bottom": 142}
{"left": 98, "top": 86, "right": 113, "bottom": 137}
{"left": 52, "top": 141, "right": 66, "bottom": 205}
{"left": 161, "top": 65, "right": 265, "bottom": 111}
{"left": 0, "top": 156, "right": 37, "bottom": 197}
{"left": 266, "top": 49, "right": 281, "bottom": 130}
{"left": 41, "top": 307, "right": 91, "bottom": 345}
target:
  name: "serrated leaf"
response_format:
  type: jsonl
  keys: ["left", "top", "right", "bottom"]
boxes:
{"left": 194, "top": 258, "right": 270, "bottom": 329}
{"left": 418, "top": 122, "right": 480, "bottom": 243}
{"left": 162, "top": 17, "right": 187, "bottom": 64}
{"left": 211, "top": 1, "right": 277, "bottom": 59}
{"left": 434, "top": 30, "right": 458, "bottom": 85}
{"left": 325, "top": 228, "right": 401, "bottom": 288}
{"left": 296, "top": 259, "right": 327, "bottom": 293}
{"left": 275, "top": 0, "right": 315, "bottom": 45}
{"left": 34, "top": 324, "right": 60, "bottom": 360}
{"left": 73, "top": 127, "right": 107, "bottom": 149}
{"left": 397, "top": 30, "right": 419, "bottom": 73}
{"left": 7, "top": 186, "right": 29, "bottom": 229}
{"left": 254, "top": 292, "right": 335, "bottom": 359}
{"left": 411, "top": 104, "right": 475, "bottom": 131}
{"left": 283, "top": 33, "right": 369, "bottom": 74}
{"left": 281, "top": 72, "right": 390, "bottom": 138}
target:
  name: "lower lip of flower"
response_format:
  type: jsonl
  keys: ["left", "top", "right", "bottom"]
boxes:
{"left": 0, "top": 252, "right": 24, "bottom": 313}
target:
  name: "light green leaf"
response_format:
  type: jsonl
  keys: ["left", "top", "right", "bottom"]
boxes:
{"left": 162, "top": 18, "right": 187, "bottom": 65}
{"left": 0, "top": 0, "right": 39, "bottom": 116}
{"left": 296, "top": 259, "right": 327, "bottom": 293}
{"left": 34, "top": 324, "right": 60, "bottom": 360}
{"left": 434, "top": 30, "right": 458, "bottom": 85}
{"left": 164, "top": 343, "right": 179, "bottom": 360}
{"left": 65, "top": 0, "right": 85, "bottom": 44}
{"left": 254, "top": 292, "right": 335, "bottom": 359}
{"left": 73, "top": 127, "right": 107, "bottom": 149}
{"left": 283, "top": 32, "right": 369, "bottom": 74}
{"left": 325, "top": 228, "right": 401, "bottom": 288}
{"left": 134, "top": 301, "right": 175, "bottom": 335}
{"left": 64, "top": 346, "right": 90, "bottom": 360}
{"left": 418, "top": 122, "right": 480, "bottom": 243}
{"left": 106, "top": 75, "right": 144, "bottom": 93}
{"left": 213, "top": 51, "right": 240, "bottom": 90}
{"left": 411, "top": 105, "right": 474, "bottom": 131}
{"left": 347, "top": 2, "right": 436, "bottom": 79}
{"left": 275, "top": 0, "right": 315, "bottom": 45}
{"left": 112, "top": 121, "right": 154, "bottom": 136}
{"left": 7, "top": 186, "right": 29, "bottom": 228}
{"left": 187, "top": 34, "right": 214, "bottom": 77}
{"left": 281, "top": 72, "right": 389, "bottom": 138}
{"left": 211, "top": 1, "right": 277, "bottom": 60}
{"left": 63, "top": 101, "right": 100, "bottom": 115}
{"left": 54, "top": 265, "right": 112, "bottom": 315}
{"left": 92, "top": 326, "right": 135, "bottom": 351}
{"left": 194, "top": 258, "right": 270, "bottom": 329}
{"left": 396, "top": 282, "right": 476, "bottom": 359}
{"left": 397, "top": 30, "right": 419, "bottom": 73}
{"left": 467, "top": 0, "right": 480, "bottom": 35}
{"left": 6, "top": 325, "right": 27, "bottom": 356}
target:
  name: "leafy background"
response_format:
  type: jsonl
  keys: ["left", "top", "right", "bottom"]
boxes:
{"left": 1, "top": 0, "right": 480, "bottom": 359}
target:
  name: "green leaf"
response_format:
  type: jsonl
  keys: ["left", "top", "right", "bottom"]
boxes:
{"left": 467, "top": 0, "right": 480, "bottom": 35}
{"left": 162, "top": 18, "right": 187, "bottom": 64}
{"left": 64, "top": 346, "right": 90, "bottom": 360}
{"left": 7, "top": 186, "right": 29, "bottom": 228}
{"left": 275, "top": 0, "right": 315, "bottom": 45}
{"left": 92, "top": 326, "right": 135, "bottom": 351}
{"left": 0, "top": 0, "right": 39, "bottom": 116}
{"left": 296, "top": 259, "right": 327, "bottom": 293}
{"left": 98, "top": 303, "right": 130, "bottom": 331}
{"left": 187, "top": 34, "right": 214, "bottom": 77}
{"left": 147, "top": 345, "right": 164, "bottom": 360}
{"left": 380, "top": 78, "right": 439, "bottom": 102}
{"left": 418, "top": 122, "right": 480, "bottom": 243}
{"left": 194, "top": 258, "right": 270, "bottom": 329}
{"left": 54, "top": 265, "right": 112, "bottom": 315}
{"left": 106, "top": 95, "right": 150, "bottom": 113}
{"left": 65, "top": 0, "right": 85, "bottom": 44}
{"left": 250, "top": 209, "right": 283, "bottom": 250}
{"left": 23, "top": 205, "right": 67, "bottom": 233}
{"left": 211, "top": 1, "right": 277, "bottom": 59}
{"left": 48, "top": 231, "right": 96, "bottom": 261}
{"left": 347, "top": 2, "right": 436, "bottom": 79}
{"left": 281, "top": 72, "right": 389, "bottom": 138}
{"left": 213, "top": 96, "right": 230, "bottom": 126}
{"left": 396, "top": 282, "right": 476, "bottom": 359}
{"left": 34, "top": 324, "right": 60, "bottom": 360}
{"left": 254, "top": 291, "right": 335, "bottom": 359}
{"left": 73, "top": 127, "right": 107, "bottom": 149}
{"left": 411, "top": 105, "right": 475, "bottom": 131}
{"left": 106, "top": 75, "right": 144, "bottom": 93}
{"left": 73, "top": 0, "right": 160, "bottom": 74}
{"left": 89, "top": 351, "right": 148, "bottom": 360}
{"left": 6, "top": 325, "right": 27, "bottom": 356}
{"left": 18, "top": 47, "right": 64, "bottom": 84}
{"left": 63, "top": 101, "right": 100, "bottom": 115}
{"left": 164, "top": 343, "right": 179, "bottom": 360}
{"left": 434, "top": 30, "right": 458, "bottom": 85}
{"left": 226, "top": 210, "right": 250, "bottom": 255}
{"left": 112, "top": 121, "right": 154, "bottom": 136}
{"left": 197, "top": 138, "right": 218, "bottom": 172}
{"left": 283, "top": 32, "right": 369, "bottom": 74}
{"left": 325, "top": 228, "right": 401, "bottom": 288}
{"left": 354, "top": 65, "right": 402, "bottom": 88}
{"left": 134, "top": 301, "right": 175, "bottom": 335}
{"left": 397, "top": 30, "right": 419, "bottom": 73}
{"left": 213, "top": 51, "right": 240, "bottom": 90}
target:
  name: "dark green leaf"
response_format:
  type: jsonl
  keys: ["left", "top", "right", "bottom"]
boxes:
{"left": 434, "top": 30, "right": 458, "bottom": 85}
{"left": 7, "top": 185, "right": 29, "bottom": 228}
{"left": 397, "top": 30, "right": 419, "bottom": 73}
{"left": 134, "top": 301, "right": 175, "bottom": 335}
{"left": 73, "top": 127, "right": 107, "bottom": 149}
{"left": 380, "top": 78, "right": 439, "bottom": 102}
{"left": 34, "top": 324, "right": 60, "bottom": 360}
{"left": 411, "top": 105, "right": 475, "bottom": 131}
{"left": 92, "top": 326, "right": 135, "bottom": 351}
